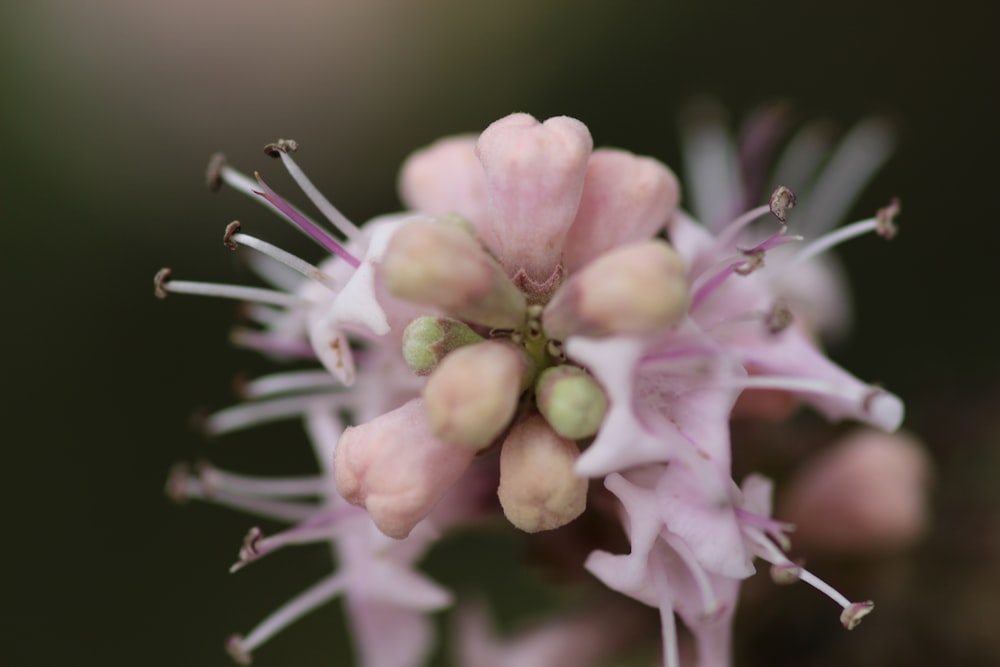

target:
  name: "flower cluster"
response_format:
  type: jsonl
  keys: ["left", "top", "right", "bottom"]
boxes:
{"left": 159, "top": 110, "right": 907, "bottom": 666}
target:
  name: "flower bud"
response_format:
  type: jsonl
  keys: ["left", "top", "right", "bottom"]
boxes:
{"left": 497, "top": 415, "right": 588, "bottom": 533}
{"left": 423, "top": 340, "right": 528, "bottom": 450}
{"left": 382, "top": 218, "right": 526, "bottom": 329}
{"left": 334, "top": 399, "right": 475, "bottom": 539}
{"left": 402, "top": 316, "right": 484, "bottom": 375}
{"left": 542, "top": 240, "right": 688, "bottom": 340}
{"left": 779, "top": 429, "right": 930, "bottom": 554}
{"left": 535, "top": 365, "right": 607, "bottom": 439}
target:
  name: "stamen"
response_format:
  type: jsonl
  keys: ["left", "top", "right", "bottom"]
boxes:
{"left": 264, "top": 141, "right": 362, "bottom": 241}
{"left": 721, "top": 376, "right": 902, "bottom": 431}
{"left": 709, "top": 204, "right": 772, "bottom": 253}
{"left": 228, "top": 573, "right": 347, "bottom": 661}
{"left": 229, "top": 329, "right": 319, "bottom": 359}
{"left": 779, "top": 203, "right": 899, "bottom": 275}
{"left": 229, "top": 512, "right": 349, "bottom": 573}
{"left": 239, "top": 370, "right": 342, "bottom": 400}
{"left": 749, "top": 531, "right": 872, "bottom": 626}
{"left": 690, "top": 234, "right": 802, "bottom": 308}
{"left": 658, "top": 599, "right": 681, "bottom": 667}
{"left": 770, "top": 561, "right": 803, "bottom": 585}
{"left": 169, "top": 474, "right": 317, "bottom": 522}
{"left": 764, "top": 301, "right": 794, "bottom": 335}
{"left": 196, "top": 462, "right": 329, "bottom": 497}
{"left": 153, "top": 268, "right": 304, "bottom": 308}
{"left": 226, "top": 224, "right": 339, "bottom": 292}
{"left": 252, "top": 174, "right": 360, "bottom": 268}
{"left": 207, "top": 153, "right": 227, "bottom": 192}
{"left": 205, "top": 393, "right": 349, "bottom": 436}
{"left": 769, "top": 186, "right": 797, "bottom": 223}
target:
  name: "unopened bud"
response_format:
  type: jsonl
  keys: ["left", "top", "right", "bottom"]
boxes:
{"left": 402, "top": 316, "right": 484, "bottom": 375}
{"left": 497, "top": 415, "right": 588, "bottom": 532}
{"left": 334, "top": 399, "right": 475, "bottom": 539}
{"left": 423, "top": 341, "right": 528, "bottom": 450}
{"left": 542, "top": 240, "right": 688, "bottom": 340}
{"left": 382, "top": 219, "right": 527, "bottom": 329}
{"left": 535, "top": 365, "right": 607, "bottom": 439}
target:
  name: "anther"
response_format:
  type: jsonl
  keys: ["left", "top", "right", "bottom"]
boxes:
{"left": 237, "top": 526, "right": 264, "bottom": 564}
{"left": 206, "top": 153, "right": 227, "bottom": 192}
{"left": 165, "top": 462, "right": 191, "bottom": 504}
{"left": 263, "top": 139, "right": 299, "bottom": 158}
{"left": 225, "top": 635, "right": 252, "bottom": 665}
{"left": 223, "top": 221, "right": 242, "bottom": 250}
{"left": 734, "top": 248, "right": 765, "bottom": 276}
{"left": 770, "top": 561, "right": 803, "bottom": 585}
{"left": 876, "top": 198, "right": 900, "bottom": 239}
{"left": 765, "top": 301, "right": 794, "bottom": 335}
{"left": 840, "top": 600, "right": 875, "bottom": 630}
{"left": 769, "top": 185, "right": 797, "bottom": 223}
{"left": 153, "top": 268, "right": 172, "bottom": 299}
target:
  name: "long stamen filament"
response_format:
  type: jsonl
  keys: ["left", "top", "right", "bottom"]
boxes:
{"left": 779, "top": 217, "right": 879, "bottom": 275}
{"left": 155, "top": 270, "right": 304, "bottom": 308}
{"left": 205, "top": 394, "right": 349, "bottom": 436}
{"left": 253, "top": 174, "right": 361, "bottom": 268}
{"left": 229, "top": 229, "right": 339, "bottom": 292}
{"left": 710, "top": 204, "right": 771, "bottom": 252}
{"left": 230, "top": 573, "right": 347, "bottom": 659}
{"left": 229, "top": 329, "right": 319, "bottom": 359}
{"left": 199, "top": 465, "right": 328, "bottom": 497}
{"left": 277, "top": 152, "right": 362, "bottom": 241}
{"left": 241, "top": 370, "right": 342, "bottom": 400}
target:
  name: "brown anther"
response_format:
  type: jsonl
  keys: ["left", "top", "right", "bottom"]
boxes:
{"left": 546, "top": 340, "right": 566, "bottom": 361}
{"left": 223, "top": 221, "right": 242, "bottom": 250}
{"left": 769, "top": 185, "right": 797, "bottom": 223}
{"left": 165, "top": 462, "right": 191, "bottom": 504}
{"left": 194, "top": 460, "right": 220, "bottom": 495}
{"left": 153, "top": 268, "right": 172, "bottom": 299}
{"left": 840, "top": 601, "right": 875, "bottom": 630}
{"left": 876, "top": 197, "right": 900, "bottom": 239}
{"left": 240, "top": 526, "right": 264, "bottom": 557}
{"left": 206, "top": 153, "right": 227, "bottom": 192}
{"left": 734, "top": 249, "right": 765, "bottom": 276}
{"left": 263, "top": 139, "right": 299, "bottom": 158}
{"left": 225, "top": 635, "right": 252, "bottom": 666}
{"left": 765, "top": 301, "right": 794, "bottom": 335}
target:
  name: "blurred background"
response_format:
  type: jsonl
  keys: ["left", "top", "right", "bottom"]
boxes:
{"left": 3, "top": 0, "right": 998, "bottom": 665}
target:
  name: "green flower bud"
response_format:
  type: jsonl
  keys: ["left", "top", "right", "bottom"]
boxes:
{"left": 535, "top": 365, "right": 608, "bottom": 440}
{"left": 402, "top": 316, "right": 484, "bottom": 375}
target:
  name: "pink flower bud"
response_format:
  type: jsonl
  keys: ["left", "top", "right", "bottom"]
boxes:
{"left": 422, "top": 341, "right": 528, "bottom": 450}
{"left": 382, "top": 218, "right": 527, "bottom": 330}
{"left": 497, "top": 415, "right": 589, "bottom": 533}
{"left": 476, "top": 113, "right": 593, "bottom": 282}
{"left": 779, "top": 429, "right": 930, "bottom": 554}
{"left": 542, "top": 240, "right": 688, "bottom": 340}
{"left": 334, "top": 399, "right": 475, "bottom": 539}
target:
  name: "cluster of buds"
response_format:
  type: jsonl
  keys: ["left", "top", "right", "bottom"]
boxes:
{"left": 157, "top": 110, "right": 923, "bottom": 667}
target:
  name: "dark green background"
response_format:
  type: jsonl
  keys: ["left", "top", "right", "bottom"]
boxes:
{"left": 4, "top": 1, "right": 999, "bottom": 665}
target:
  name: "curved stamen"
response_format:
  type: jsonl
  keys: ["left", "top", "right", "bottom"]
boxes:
{"left": 239, "top": 370, "right": 342, "bottom": 400}
{"left": 197, "top": 463, "right": 328, "bottom": 497}
{"left": 227, "top": 573, "right": 347, "bottom": 662}
{"left": 265, "top": 144, "right": 362, "bottom": 242}
{"left": 708, "top": 204, "right": 772, "bottom": 254}
{"left": 252, "top": 174, "right": 361, "bottom": 268}
{"left": 154, "top": 268, "right": 304, "bottom": 308}
{"left": 204, "top": 394, "right": 349, "bottom": 436}
{"left": 225, "top": 223, "right": 339, "bottom": 292}
{"left": 776, "top": 202, "right": 899, "bottom": 279}
{"left": 169, "top": 470, "right": 317, "bottom": 522}
{"left": 229, "top": 329, "right": 319, "bottom": 359}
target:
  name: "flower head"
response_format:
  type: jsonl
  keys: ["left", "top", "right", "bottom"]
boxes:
{"left": 158, "top": 109, "right": 909, "bottom": 667}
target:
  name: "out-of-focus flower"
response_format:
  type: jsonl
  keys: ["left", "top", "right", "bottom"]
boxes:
{"left": 157, "top": 110, "right": 906, "bottom": 667}
{"left": 779, "top": 429, "right": 931, "bottom": 555}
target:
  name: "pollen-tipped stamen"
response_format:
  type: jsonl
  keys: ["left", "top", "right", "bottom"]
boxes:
{"left": 226, "top": 573, "right": 347, "bottom": 664}
{"left": 225, "top": 223, "right": 339, "bottom": 292}
{"left": 252, "top": 173, "right": 360, "bottom": 268}
{"left": 154, "top": 268, "right": 305, "bottom": 307}
{"left": 264, "top": 141, "right": 362, "bottom": 242}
